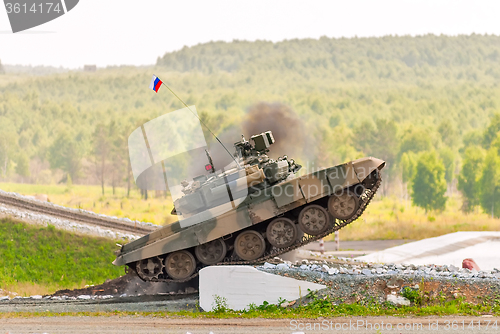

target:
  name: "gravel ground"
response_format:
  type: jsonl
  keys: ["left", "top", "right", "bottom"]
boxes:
{"left": 258, "top": 258, "right": 500, "bottom": 306}
{"left": 0, "top": 294, "right": 198, "bottom": 313}
{"left": 3, "top": 257, "right": 499, "bottom": 311}
{"left": 0, "top": 271, "right": 199, "bottom": 313}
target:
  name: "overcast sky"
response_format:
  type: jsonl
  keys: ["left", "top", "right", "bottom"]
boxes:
{"left": 0, "top": 0, "right": 499, "bottom": 68}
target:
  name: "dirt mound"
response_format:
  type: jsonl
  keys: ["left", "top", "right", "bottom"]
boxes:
{"left": 52, "top": 271, "right": 198, "bottom": 297}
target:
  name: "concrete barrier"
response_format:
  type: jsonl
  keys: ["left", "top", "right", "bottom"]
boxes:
{"left": 199, "top": 265, "right": 326, "bottom": 311}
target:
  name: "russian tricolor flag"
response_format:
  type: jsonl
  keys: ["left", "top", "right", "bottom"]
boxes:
{"left": 149, "top": 75, "right": 163, "bottom": 93}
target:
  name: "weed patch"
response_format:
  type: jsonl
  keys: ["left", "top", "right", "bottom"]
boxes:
{"left": 2, "top": 297, "right": 500, "bottom": 319}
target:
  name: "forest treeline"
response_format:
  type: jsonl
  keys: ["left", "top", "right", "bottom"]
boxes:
{"left": 1, "top": 34, "right": 500, "bottom": 215}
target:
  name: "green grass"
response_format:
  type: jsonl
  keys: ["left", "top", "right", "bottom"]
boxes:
{"left": 0, "top": 218, "right": 125, "bottom": 296}
{"left": 222, "top": 299, "right": 500, "bottom": 318}
{"left": 203, "top": 289, "right": 500, "bottom": 318}
{"left": 0, "top": 298, "right": 499, "bottom": 319}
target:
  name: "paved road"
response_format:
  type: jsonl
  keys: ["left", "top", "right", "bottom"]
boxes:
{"left": 285, "top": 239, "right": 415, "bottom": 261}
{"left": 304, "top": 239, "right": 414, "bottom": 252}
{"left": 2, "top": 316, "right": 499, "bottom": 334}
{"left": 358, "top": 232, "right": 500, "bottom": 271}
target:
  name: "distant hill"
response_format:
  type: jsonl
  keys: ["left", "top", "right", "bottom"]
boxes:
{"left": 0, "top": 34, "right": 499, "bottom": 194}
{"left": 3, "top": 64, "right": 71, "bottom": 75}
{"left": 157, "top": 34, "right": 500, "bottom": 83}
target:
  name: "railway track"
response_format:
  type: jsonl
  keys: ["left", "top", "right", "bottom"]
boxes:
{"left": 0, "top": 191, "right": 158, "bottom": 235}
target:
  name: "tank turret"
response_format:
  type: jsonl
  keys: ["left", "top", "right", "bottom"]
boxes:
{"left": 172, "top": 131, "right": 302, "bottom": 219}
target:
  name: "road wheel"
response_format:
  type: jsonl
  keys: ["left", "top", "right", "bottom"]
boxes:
{"left": 165, "top": 250, "right": 196, "bottom": 280}
{"left": 328, "top": 192, "right": 359, "bottom": 220}
{"left": 266, "top": 217, "right": 297, "bottom": 248}
{"left": 298, "top": 204, "right": 330, "bottom": 236}
{"left": 195, "top": 238, "right": 227, "bottom": 265}
{"left": 234, "top": 230, "right": 266, "bottom": 261}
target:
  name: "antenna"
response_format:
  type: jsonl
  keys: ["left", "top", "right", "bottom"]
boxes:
{"left": 153, "top": 75, "right": 242, "bottom": 169}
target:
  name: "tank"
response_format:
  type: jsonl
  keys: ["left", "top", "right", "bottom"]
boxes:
{"left": 113, "top": 124, "right": 385, "bottom": 282}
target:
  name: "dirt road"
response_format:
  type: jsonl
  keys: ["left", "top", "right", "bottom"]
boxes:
{"left": 2, "top": 316, "right": 500, "bottom": 334}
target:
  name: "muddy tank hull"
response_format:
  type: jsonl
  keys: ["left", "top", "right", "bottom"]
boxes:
{"left": 113, "top": 157, "right": 385, "bottom": 281}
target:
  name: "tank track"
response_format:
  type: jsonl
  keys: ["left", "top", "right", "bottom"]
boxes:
{"left": 137, "top": 174, "right": 382, "bottom": 283}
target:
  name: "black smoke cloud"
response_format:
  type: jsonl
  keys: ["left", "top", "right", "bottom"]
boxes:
{"left": 190, "top": 102, "right": 309, "bottom": 176}
{"left": 242, "top": 102, "right": 305, "bottom": 158}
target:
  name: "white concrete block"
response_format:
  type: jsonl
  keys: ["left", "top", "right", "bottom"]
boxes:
{"left": 199, "top": 265, "right": 326, "bottom": 311}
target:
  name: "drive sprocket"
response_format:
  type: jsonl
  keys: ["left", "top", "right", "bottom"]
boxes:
{"left": 136, "top": 256, "right": 164, "bottom": 280}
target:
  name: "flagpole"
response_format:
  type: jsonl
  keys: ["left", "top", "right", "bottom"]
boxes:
{"left": 153, "top": 75, "right": 242, "bottom": 169}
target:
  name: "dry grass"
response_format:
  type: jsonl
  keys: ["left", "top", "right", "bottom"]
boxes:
{"left": 1, "top": 183, "right": 499, "bottom": 241}
{"left": 0, "top": 282, "right": 88, "bottom": 297}
{"left": 0, "top": 183, "right": 176, "bottom": 225}
{"left": 336, "top": 195, "right": 500, "bottom": 241}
